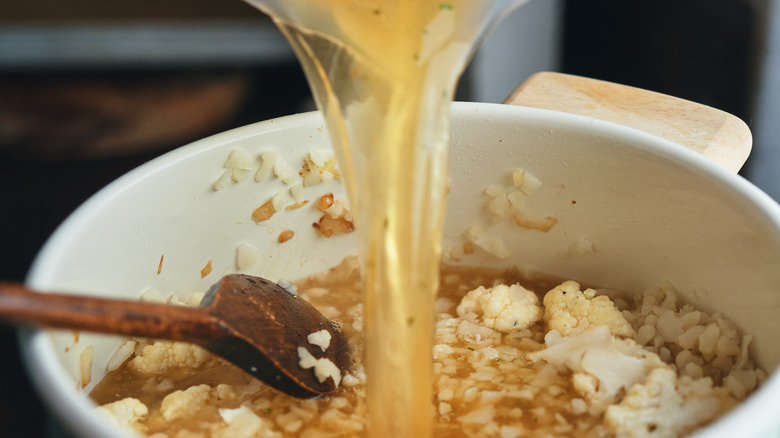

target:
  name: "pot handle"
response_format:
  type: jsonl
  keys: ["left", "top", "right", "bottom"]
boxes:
{"left": 504, "top": 72, "right": 752, "bottom": 174}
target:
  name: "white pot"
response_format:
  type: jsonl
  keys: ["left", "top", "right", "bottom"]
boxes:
{"left": 20, "top": 102, "right": 780, "bottom": 437}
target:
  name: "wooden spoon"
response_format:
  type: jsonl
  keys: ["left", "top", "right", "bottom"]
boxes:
{"left": 0, "top": 274, "right": 349, "bottom": 399}
{"left": 504, "top": 72, "right": 752, "bottom": 174}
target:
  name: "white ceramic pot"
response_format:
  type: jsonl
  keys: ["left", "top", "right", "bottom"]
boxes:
{"left": 20, "top": 102, "right": 780, "bottom": 437}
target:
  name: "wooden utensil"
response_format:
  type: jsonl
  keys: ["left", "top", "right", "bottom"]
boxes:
{"left": 0, "top": 274, "right": 349, "bottom": 399}
{"left": 505, "top": 72, "right": 752, "bottom": 174}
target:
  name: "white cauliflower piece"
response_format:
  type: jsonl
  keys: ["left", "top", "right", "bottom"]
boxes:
{"left": 456, "top": 284, "right": 542, "bottom": 332}
{"left": 605, "top": 367, "right": 737, "bottom": 438}
{"left": 128, "top": 341, "right": 210, "bottom": 375}
{"left": 543, "top": 281, "right": 634, "bottom": 337}
{"left": 529, "top": 326, "right": 666, "bottom": 407}
{"left": 94, "top": 397, "right": 148, "bottom": 434}
{"left": 160, "top": 384, "right": 211, "bottom": 421}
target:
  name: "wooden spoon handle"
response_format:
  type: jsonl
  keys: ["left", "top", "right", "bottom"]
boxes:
{"left": 504, "top": 72, "right": 752, "bottom": 174}
{"left": 0, "top": 282, "right": 225, "bottom": 342}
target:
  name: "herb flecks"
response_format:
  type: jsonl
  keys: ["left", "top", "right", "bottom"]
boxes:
{"left": 440, "top": 3, "right": 453, "bottom": 10}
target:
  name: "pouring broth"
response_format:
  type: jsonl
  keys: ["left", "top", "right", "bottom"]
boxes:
{"left": 238, "top": 1, "right": 523, "bottom": 435}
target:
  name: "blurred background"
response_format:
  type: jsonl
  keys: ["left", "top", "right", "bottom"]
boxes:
{"left": 0, "top": 0, "right": 775, "bottom": 436}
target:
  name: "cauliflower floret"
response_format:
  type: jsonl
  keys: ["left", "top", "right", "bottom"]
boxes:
{"left": 160, "top": 384, "right": 212, "bottom": 421}
{"left": 605, "top": 367, "right": 737, "bottom": 438}
{"left": 94, "top": 397, "right": 148, "bottom": 434}
{"left": 529, "top": 326, "right": 666, "bottom": 407}
{"left": 456, "top": 284, "right": 542, "bottom": 332}
{"left": 543, "top": 281, "right": 634, "bottom": 337}
{"left": 128, "top": 341, "right": 210, "bottom": 375}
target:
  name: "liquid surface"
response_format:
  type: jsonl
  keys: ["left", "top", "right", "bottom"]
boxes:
{"left": 92, "top": 258, "right": 761, "bottom": 438}
{"left": 239, "top": 1, "right": 520, "bottom": 435}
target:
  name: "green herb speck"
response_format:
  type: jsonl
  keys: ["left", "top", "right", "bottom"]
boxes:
{"left": 440, "top": 3, "right": 453, "bottom": 10}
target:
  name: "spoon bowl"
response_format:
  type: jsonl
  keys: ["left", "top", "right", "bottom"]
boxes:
{"left": 0, "top": 274, "right": 348, "bottom": 398}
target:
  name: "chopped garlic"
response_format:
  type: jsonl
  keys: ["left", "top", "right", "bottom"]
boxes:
{"left": 231, "top": 168, "right": 250, "bottom": 182}
{"left": 320, "top": 170, "right": 335, "bottom": 183}
{"left": 519, "top": 171, "right": 542, "bottom": 195}
{"left": 506, "top": 190, "right": 526, "bottom": 209}
{"left": 235, "top": 243, "right": 261, "bottom": 271}
{"left": 140, "top": 288, "right": 167, "bottom": 303}
{"left": 511, "top": 169, "right": 525, "bottom": 187}
{"left": 212, "top": 169, "right": 232, "bottom": 191}
{"left": 189, "top": 292, "right": 205, "bottom": 306}
{"left": 464, "top": 225, "right": 512, "bottom": 259}
{"left": 290, "top": 183, "right": 305, "bottom": 204}
{"left": 107, "top": 340, "right": 137, "bottom": 372}
{"left": 274, "top": 157, "right": 298, "bottom": 185}
{"left": 80, "top": 345, "right": 94, "bottom": 387}
{"left": 573, "top": 236, "right": 594, "bottom": 255}
{"left": 251, "top": 200, "right": 276, "bottom": 222}
{"left": 271, "top": 191, "right": 288, "bottom": 212}
{"left": 278, "top": 229, "right": 295, "bottom": 243}
{"left": 309, "top": 149, "right": 334, "bottom": 167}
{"left": 488, "top": 192, "right": 511, "bottom": 216}
{"left": 485, "top": 184, "right": 504, "bottom": 197}
{"left": 513, "top": 213, "right": 557, "bottom": 232}
{"left": 278, "top": 279, "right": 298, "bottom": 296}
{"left": 224, "top": 149, "right": 254, "bottom": 170}
{"left": 255, "top": 151, "right": 277, "bottom": 182}
{"left": 511, "top": 168, "right": 543, "bottom": 195}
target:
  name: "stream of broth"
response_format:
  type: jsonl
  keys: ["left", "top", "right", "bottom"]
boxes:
{"left": 239, "top": 1, "right": 520, "bottom": 436}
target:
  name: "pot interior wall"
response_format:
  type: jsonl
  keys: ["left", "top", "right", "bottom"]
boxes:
{"left": 445, "top": 104, "right": 780, "bottom": 371}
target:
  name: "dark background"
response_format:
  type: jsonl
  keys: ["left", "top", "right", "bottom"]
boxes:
{"left": 0, "top": 0, "right": 766, "bottom": 436}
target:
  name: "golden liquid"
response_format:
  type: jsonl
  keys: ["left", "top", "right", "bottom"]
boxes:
{"left": 242, "top": 1, "right": 519, "bottom": 436}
